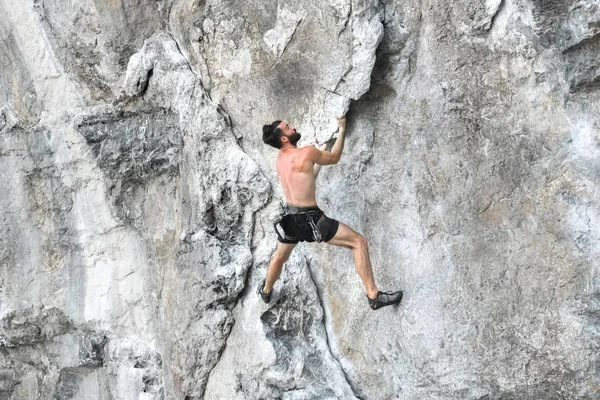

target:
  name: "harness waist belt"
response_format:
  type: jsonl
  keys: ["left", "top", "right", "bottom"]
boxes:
{"left": 285, "top": 204, "right": 320, "bottom": 214}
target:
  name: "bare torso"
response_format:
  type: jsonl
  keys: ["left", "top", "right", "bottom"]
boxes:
{"left": 276, "top": 147, "right": 317, "bottom": 206}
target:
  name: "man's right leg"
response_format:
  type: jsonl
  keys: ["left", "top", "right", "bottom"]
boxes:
{"left": 264, "top": 241, "right": 297, "bottom": 293}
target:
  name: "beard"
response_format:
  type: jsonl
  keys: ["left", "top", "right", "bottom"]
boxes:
{"left": 289, "top": 131, "right": 301, "bottom": 146}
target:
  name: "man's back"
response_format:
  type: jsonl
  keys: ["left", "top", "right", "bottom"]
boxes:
{"left": 276, "top": 147, "right": 317, "bottom": 207}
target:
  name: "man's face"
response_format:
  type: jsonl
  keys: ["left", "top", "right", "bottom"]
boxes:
{"left": 278, "top": 121, "right": 301, "bottom": 146}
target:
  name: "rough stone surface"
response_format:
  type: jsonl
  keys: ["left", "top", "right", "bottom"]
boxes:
{"left": 1, "top": 0, "right": 600, "bottom": 399}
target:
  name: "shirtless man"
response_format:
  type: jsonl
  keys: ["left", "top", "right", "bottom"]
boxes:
{"left": 258, "top": 117, "right": 402, "bottom": 310}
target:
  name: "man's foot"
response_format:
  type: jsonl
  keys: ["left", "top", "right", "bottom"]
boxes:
{"left": 368, "top": 290, "right": 403, "bottom": 310}
{"left": 256, "top": 280, "right": 272, "bottom": 303}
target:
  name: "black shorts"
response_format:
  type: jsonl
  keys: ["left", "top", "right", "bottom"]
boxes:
{"left": 278, "top": 207, "right": 339, "bottom": 244}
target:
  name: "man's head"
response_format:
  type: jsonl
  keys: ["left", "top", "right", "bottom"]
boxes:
{"left": 262, "top": 120, "right": 301, "bottom": 149}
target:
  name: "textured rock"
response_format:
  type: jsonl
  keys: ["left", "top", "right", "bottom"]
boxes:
{"left": 77, "top": 110, "right": 183, "bottom": 227}
{"left": 0, "top": 306, "right": 74, "bottom": 347}
{"left": 0, "top": 306, "right": 110, "bottom": 399}
{"left": 176, "top": 0, "right": 384, "bottom": 144}
{"left": 204, "top": 252, "right": 358, "bottom": 399}
{"left": 32, "top": 0, "right": 168, "bottom": 101}
{"left": 558, "top": 0, "right": 600, "bottom": 90}
{"left": 1, "top": 0, "right": 600, "bottom": 399}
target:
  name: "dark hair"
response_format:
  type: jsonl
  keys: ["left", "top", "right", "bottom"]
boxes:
{"left": 262, "top": 120, "right": 283, "bottom": 149}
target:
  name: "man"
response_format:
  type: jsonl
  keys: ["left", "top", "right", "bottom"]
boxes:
{"left": 258, "top": 117, "right": 402, "bottom": 310}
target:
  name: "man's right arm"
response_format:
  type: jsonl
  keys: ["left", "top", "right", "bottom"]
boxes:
{"left": 308, "top": 117, "right": 347, "bottom": 165}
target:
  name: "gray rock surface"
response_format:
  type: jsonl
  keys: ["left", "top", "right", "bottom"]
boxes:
{"left": 1, "top": 0, "right": 599, "bottom": 399}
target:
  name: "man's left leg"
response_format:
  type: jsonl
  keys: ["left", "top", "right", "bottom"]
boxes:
{"left": 325, "top": 222, "right": 379, "bottom": 299}
{"left": 325, "top": 221, "right": 402, "bottom": 310}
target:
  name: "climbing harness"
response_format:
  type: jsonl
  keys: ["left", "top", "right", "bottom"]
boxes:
{"left": 273, "top": 201, "right": 324, "bottom": 243}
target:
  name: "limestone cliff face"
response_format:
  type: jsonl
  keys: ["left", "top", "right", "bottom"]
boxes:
{"left": 0, "top": 0, "right": 599, "bottom": 399}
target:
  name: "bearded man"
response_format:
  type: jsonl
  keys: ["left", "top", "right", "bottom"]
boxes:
{"left": 259, "top": 117, "right": 402, "bottom": 310}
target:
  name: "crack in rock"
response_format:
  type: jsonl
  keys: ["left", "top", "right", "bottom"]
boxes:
{"left": 305, "top": 256, "right": 365, "bottom": 400}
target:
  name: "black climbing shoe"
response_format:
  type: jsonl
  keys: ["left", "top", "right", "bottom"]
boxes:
{"left": 368, "top": 290, "right": 403, "bottom": 310}
{"left": 256, "top": 280, "right": 272, "bottom": 304}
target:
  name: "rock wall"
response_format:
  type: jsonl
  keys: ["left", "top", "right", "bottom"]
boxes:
{"left": 0, "top": 0, "right": 599, "bottom": 399}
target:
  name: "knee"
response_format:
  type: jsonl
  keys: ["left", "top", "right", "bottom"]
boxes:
{"left": 272, "top": 251, "right": 289, "bottom": 264}
{"left": 354, "top": 235, "right": 368, "bottom": 250}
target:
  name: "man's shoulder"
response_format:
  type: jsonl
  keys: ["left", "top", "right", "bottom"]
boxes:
{"left": 300, "top": 145, "right": 318, "bottom": 159}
